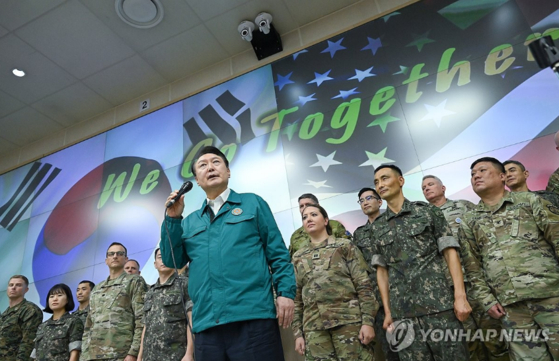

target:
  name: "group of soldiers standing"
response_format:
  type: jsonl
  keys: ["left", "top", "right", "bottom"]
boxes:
{"left": 0, "top": 242, "right": 193, "bottom": 361}
{"left": 287, "top": 131, "right": 559, "bottom": 361}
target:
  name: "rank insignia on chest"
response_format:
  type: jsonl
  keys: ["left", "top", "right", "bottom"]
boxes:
{"left": 231, "top": 208, "right": 243, "bottom": 215}
{"left": 312, "top": 253, "right": 320, "bottom": 260}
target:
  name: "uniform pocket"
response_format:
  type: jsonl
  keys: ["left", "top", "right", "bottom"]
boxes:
{"left": 163, "top": 294, "right": 187, "bottom": 322}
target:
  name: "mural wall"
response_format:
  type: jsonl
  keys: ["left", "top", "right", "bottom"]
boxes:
{"left": 1, "top": 0, "right": 559, "bottom": 312}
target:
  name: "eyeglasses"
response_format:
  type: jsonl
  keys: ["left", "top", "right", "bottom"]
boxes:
{"left": 106, "top": 251, "right": 126, "bottom": 257}
{"left": 357, "top": 195, "right": 380, "bottom": 204}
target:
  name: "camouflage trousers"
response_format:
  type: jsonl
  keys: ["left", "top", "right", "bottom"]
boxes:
{"left": 501, "top": 296, "right": 559, "bottom": 361}
{"left": 374, "top": 307, "right": 400, "bottom": 361}
{"left": 463, "top": 296, "right": 509, "bottom": 361}
{"left": 392, "top": 309, "right": 468, "bottom": 361}
{"left": 304, "top": 323, "right": 374, "bottom": 361}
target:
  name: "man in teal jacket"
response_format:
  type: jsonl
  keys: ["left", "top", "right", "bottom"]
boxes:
{"left": 161, "top": 146, "right": 296, "bottom": 361}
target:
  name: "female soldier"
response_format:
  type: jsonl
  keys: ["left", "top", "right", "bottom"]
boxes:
{"left": 292, "top": 204, "right": 378, "bottom": 361}
{"left": 31, "top": 283, "right": 84, "bottom": 361}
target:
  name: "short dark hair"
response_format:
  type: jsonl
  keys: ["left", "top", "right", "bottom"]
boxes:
{"left": 470, "top": 157, "right": 505, "bottom": 173}
{"left": 44, "top": 283, "right": 75, "bottom": 313}
{"left": 298, "top": 193, "right": 319, "bottom": 204}
{"left": 9, "top": 275, "right": 29, "bottom": 287}
{"left": 503, "top": 160, "right": 526, "bottom": 172}
{"left": 78, "top": 280, "right": 95, "bottom": 291}
{"left": 106, "top": 242, "right": 127, "bottom": 256}
{"left": 190, "top": 146, "right": 229, "bottom": 176}
{"left": 126, "top": 259, "right": 140, "bottom": 268}
{"left": 154, "top": 248, "right": 161, "bottom": 260}
{"left": 302, "top": 204, "right": 333, "bottom": 236}
{"left": 358, "top": 187, "right": 380, "bottom": 200}
{"left": 374, "top": 164, "right": 403, "bottom": 176}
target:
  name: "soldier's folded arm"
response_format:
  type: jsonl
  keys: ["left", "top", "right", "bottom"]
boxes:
{"left": 458, "top": 223, "right": 499, "bottom": 312}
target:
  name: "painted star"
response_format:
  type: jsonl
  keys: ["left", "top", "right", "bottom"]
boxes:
{"left": 392, "top": 66, "right": 409, "bottom": 75}
{"left": 367, "top": 114, "right": 400, "bottom": 132}
{"left": 311, "top": 151, "right": 342, "bottom": 172}
{"left": 332, "top": 88, "right": 360, "bottom": 100}
{"left": 359, "top": 148, "right": 395, "bottom": 168}
{"left": 308, "top": 70, "right": 334, "bottom": 87}
{"left": 284, "top": 153, "right": 294, "bottom": 166}
{"left": 383, "top": 12, "right": 400, "bottom": 22}
{"left": 294, "top": 93, "right": 317, "bottom": 107}
{"left": 304, "top": 179, "right": 332, "bottom": 189}
{"left": 274, "top": 72, "right": 294, "bottom": 91}
{"left": 361, "top": 37, "right": 382, "bottom": 55}
{"left": 420, "top": 100, "right": 456, "bottom": 127}
{"left": 321, "top": 38, "right": 346, "bottom": 58}
{"left": 406, "top": 31, "right": 436, "bottom": 52}
{"left": 348, "top": 66, "right": 376, "bottom": 82}
{"left": 293, "top": 49, "right": 308, "bottom": 60}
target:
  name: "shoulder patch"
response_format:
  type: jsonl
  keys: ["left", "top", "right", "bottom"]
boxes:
{"left": 413, "top": 200, "right": 429, "bottom": 206}
{"left": 547, "top": 204, "right": 559, "bottom": 215}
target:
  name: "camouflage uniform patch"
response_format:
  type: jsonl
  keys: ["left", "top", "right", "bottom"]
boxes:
{"left": 142, "top": 272, "right": 192, "bottom": 361}
{"left": 395, "top": 310, "right": 468, "bottom": 361}
{"left": 440, "top": 199, "right": 509, "bottom": 361}
{"left": 354, "top": 222, "right": 400, "bottom": 361}
{"left": 546, "top": 167, "right": 559, "bottom": 195}
{"left": 305, "top": 323, "right": 373, "bottom": 361}
{"left": 501, "top": 296, "right": 559, "bottom": 360}
{"left": 80, "top": 273, "right": 147, "bottom": 360}
{"left": 532, "top": 190, "right": 559, "bottom": 209}
{"left": 0, "top": 298, "right": 43, "bottom": 361}
{"left": 459, "top": 191, "right": 559, "bottom": 361}
{"left": 292, "top": 236, "right": 378, "bottom": 357}
{"left": 72, "top": 306, "right": 89, "bottom": 326}
{"left": 289, "top": 220, "right": 351, "bottom": 258}
{"left": 32, "top": 312, "right": 83, "bottom": 361}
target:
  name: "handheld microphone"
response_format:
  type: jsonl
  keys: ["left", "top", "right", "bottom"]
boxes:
{"left": 166, "top": 181, "right": 193, "bottom": 208}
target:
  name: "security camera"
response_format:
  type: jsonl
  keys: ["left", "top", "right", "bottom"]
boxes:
{"left": 238, "top": 20, "right": 255, "bottom": 42}
{"left": 255, "top": 12, "right": 272, "bottom": 34}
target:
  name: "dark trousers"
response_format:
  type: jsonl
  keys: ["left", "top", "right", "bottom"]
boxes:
{"left": 194, "top": 318, "right": 285, "bottom": 361}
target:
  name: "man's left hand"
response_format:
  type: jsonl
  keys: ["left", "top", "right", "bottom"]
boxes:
{"left": 124, "top": 356, "right": 137, "bottom": 361}
{"left": 454, "top": 294, "right": 472, "bottom": 322}
{"left": 276, "top": 296, "right": 294, "bottom": 328}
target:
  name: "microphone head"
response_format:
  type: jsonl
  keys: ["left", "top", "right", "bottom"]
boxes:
{"left": 184, "top": 181, "right": 193, "bottom": 193}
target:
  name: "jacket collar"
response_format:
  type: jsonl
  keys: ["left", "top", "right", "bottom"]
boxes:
{"left": 383, "top": 198, "right": 413, "bottom": 221}
{"left": 475, "top": 190, "right": 513, "bottom": 214}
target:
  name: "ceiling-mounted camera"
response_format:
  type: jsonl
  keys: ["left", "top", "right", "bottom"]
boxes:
{"left": 238, "top": 20, "right": 256, "bottom": 42}
{"left": 529, "top": 35, "right": 559, "bottom": 77}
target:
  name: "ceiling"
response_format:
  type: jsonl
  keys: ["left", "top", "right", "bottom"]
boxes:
{"left": 0, "top": 0, "right": 398, "bottom": 160}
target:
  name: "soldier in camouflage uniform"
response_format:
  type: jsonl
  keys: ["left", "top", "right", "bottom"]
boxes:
{"left": 459, "top": 157, "right": 559, "bottom": 361}
{"left": 0, "top": 275, "right": 43, "bottom": 361}
{"left": 80, "top": 242, "right": 147, "bottom": 361}
{"left": 370, "top": 165, "right": 470, "bottom": 361}
{"left": 503, "top": 160, "right": 559, "bottom": 207}
{"left": 290, "top": 193, "right": 352, "bottom": 257}
{"left": 293, "top": 204, "right": 378, "bottom": 361}
{"left": 31, "top": 283, "right": 84, "bottom": 361}
{"left": 138, "top": 248, "right": 193, "bottom": 361}
{"left": 73, "top": 280, "right": 95, "bottom": 326}
{"left": 422, "top": 175, "right": 509, "bottom": 361}
{"left": 354, "top": 187, "right": 399, "bottom": 361}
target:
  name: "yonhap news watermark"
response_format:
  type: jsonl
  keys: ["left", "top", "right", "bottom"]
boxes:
{"left": 386, "top": 319, "right": 550, "bottom": 352}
